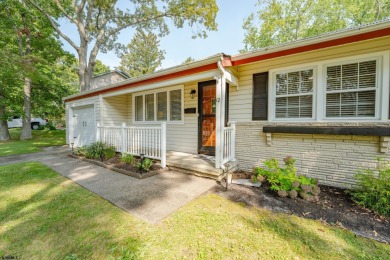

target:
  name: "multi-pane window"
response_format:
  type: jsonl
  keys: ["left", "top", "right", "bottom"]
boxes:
{"left": 157, "top": 92, "right": 167, "bottom": 121}
{"left": 145, "top": 94, "right": 155, "bottom": 121}
{"left": 135, "top": 95, "right": 143, "bottom": 121}
{"left": 275, "top": 69, "right": 314, "bottom": 119}
{"left": 134, "top": 87, "right": 182, "bottom": 122}
{"left": 326, "top": 60, "right": 377, "bottom": 118}
{"left": 170, "top": 89, "right": 182, "bottom": 121}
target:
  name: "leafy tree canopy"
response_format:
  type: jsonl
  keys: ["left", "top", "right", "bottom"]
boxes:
{"left": 27, "top": 0, "right": 219, "bottom": 91}
{"left": 241, "top": 0, "right": 390, "bottom": 52}
{"left": 94, "top": 60, "right": 111, "bottom": 76}
{"left": 118, "top": 29, "right": 165, "bottom": 77}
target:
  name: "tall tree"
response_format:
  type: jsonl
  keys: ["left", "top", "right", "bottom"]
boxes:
{"left": 27, "top": 0, "right": 219, "bottom": 91}
{"left": 241, "top": 0, "right": 390, "bottom": 52}
{"left": 94, "top": 59, "right": 110, "bottom": 76}
{"left": 0, "top": 0, "right": 73, "bottom": 140}
{"left": 119, "top": 29, "right": 165, "bottom": 77}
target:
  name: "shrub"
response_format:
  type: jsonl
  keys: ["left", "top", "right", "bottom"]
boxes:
{"left": 254, "top": 156, "right": 320, "bottom": 200}
{"left": 136, "top": 158, "right": 153, "bottom": 172}
{"left": 349, "top": 159, "right": 390, "bottom": 217}
{"left": 45, "top": 122, "right": 57, "bottom": 130}
{"left": 74, "top": 146, "right": 87, "bottom": 156}
{"left": 121, "top": 153, "right": 135, "bottom": 165}
{"left": 84, "top": 141, "right": 116, "bottom": 161}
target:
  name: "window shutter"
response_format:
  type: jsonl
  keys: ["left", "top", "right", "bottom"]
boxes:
{"left": 253, "top": 72, "right": 268, "bottom": 120}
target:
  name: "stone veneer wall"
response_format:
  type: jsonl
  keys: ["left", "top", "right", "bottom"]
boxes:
{"left": 235, "top": 122, "right": 390, "bottom": 188}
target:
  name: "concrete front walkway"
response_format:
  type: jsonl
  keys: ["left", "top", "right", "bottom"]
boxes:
{"left": 0, "top": 147, "right": 217, "bottom": 224}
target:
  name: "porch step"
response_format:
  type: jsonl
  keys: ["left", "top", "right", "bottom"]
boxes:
{"left": 166, "top": 151, "right": 223, "bottom": 179}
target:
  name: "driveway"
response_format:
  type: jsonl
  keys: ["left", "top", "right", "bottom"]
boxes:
{"left": 0, "top": 147, "right": 217, "bottom": 224}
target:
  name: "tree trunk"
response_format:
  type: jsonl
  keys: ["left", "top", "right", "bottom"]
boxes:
{"left": 20, "top": 77, "right": 32, "bottom": 140}
{"left": 0, "top": 87, "right": 10, "bottom": 141}
{"left": 78, "top": 40, "right": 90, "bottom": 92}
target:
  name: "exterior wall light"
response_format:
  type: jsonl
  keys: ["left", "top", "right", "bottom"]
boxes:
{"left": 190, "top": 89, "right": 196, "bottom": 99}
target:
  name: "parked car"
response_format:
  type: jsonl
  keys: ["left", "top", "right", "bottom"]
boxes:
{"left": 7, "top": 116, "right": 48, "bottom": 130}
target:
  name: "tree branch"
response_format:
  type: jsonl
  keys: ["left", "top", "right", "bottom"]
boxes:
{"left": 26, "top": 0, "right": 80, "bottom": 51}
{"left": 53, "top": 0, "right": 77, "bottom": 25}
{"left": 106, "top": 12, "right": 170, "bottom": 39}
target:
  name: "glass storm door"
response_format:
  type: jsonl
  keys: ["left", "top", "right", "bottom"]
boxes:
{"left": 198, "top": 80, "right": 217, "bottom": 155}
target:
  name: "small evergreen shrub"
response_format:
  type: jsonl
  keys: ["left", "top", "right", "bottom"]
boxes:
{"left": 254, "top": 156, "right": 320, "bottom": 200}
{"left": 121, "top": 153, "right": 135, "bottom": 165}
{"left": 349, "top": 159, "right": 390, "bottom": 217}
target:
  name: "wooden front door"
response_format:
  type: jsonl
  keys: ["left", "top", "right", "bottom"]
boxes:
{"left": 198, "top": 80, "right": 217, "bottom": 155}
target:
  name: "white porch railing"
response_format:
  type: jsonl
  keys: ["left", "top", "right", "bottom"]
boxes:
{"left": 222, "top": 122, "right": 236, "bottom": 165}
{"left": 97, "top": 122, "right": 166, "bottom": 168}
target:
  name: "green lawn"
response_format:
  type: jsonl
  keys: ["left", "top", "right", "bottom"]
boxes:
{"left": 0, "top": 162, "right": 389, "bottom": 259}
{"left": 0, "top": 128, "right": 66, "bottom": 156}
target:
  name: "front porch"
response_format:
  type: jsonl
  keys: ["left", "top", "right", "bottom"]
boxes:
{"left": 96, "top": 122, "right": 237, "bottom": 179}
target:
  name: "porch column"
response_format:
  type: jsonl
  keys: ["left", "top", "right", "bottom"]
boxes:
{"left": 215, "top": 75, "right": 226, "bottom": 169}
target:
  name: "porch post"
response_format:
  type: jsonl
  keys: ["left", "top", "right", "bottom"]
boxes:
{"left": 96, "top": 122, "right": 100, "bottom": 142}
{"left": 161, "top": 122, "right": 167, "bottom": 168}
{"left": 215, "top": 75, "right": 226, "bottom": 169}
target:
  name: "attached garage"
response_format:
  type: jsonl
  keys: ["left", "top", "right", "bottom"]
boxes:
{"left": 71, "top": 105, "right": 96, "bottom": 147}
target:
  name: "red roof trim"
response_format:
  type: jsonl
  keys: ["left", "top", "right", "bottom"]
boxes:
{"left": 232, "top": 28, "right": 390, "bottom": 66}
{"left": 65, "top": 63, "right": 218, "bottom": 102}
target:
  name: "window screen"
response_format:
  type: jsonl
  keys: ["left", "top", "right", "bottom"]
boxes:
{"left": 157, "top": 92, "right": 167, "bottom": 121}
{"left": 145, "top": 94, "right": 155, "bottom": 121}
{"left": 326, "top": 60, "right": 376, "bottom": 118}
{"left": 135, "top": 95, "right": 143, "bottom": 121}
{"left": 275, "top": 69, "right": 314, "bottom": 118}
{"left": 170, "top": 89, "right": 182, "bottom": 121}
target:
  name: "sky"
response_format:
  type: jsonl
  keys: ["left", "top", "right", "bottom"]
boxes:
{"left": 59, "top": 0, "right": 259, "bottom": 70}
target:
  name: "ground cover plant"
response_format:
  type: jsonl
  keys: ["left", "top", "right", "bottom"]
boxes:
{"left": 254, "top": 156, "right": 320, "bottom": 200}
{"left": 349, "top": 158, "right": 390, "bottom": 217}
{"left": 0, "top": 128, "right": 65, "bottom": 156}
{"left": 1, "top": 162, "right": 389, "bottom": 259}
{"left": 74, "top": 142, "right": 159, "bottom": 174}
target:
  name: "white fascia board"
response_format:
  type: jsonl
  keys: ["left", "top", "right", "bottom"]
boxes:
{"left": 63, "top": 54, "right": 224, "bottom": 101}
{"left": 102, "top": 69, "right": 221, "bottom": 98}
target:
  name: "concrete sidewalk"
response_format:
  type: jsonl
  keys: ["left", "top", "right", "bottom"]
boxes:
{"left": 0, "top": 147, "right": 217, "bottom": 224}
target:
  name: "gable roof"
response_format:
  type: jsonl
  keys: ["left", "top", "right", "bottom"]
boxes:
{"left": 64, "top": 19, "right": 390, "bottom": 102}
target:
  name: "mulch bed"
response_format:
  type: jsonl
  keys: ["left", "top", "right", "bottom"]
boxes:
{"left": 69, "top": 154, "right": 166, "bottom": 179}
{"left": 213, "top": 171, "right": 390, "bottom": 244}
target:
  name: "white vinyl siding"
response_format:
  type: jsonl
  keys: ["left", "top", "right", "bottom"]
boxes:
{"left": 229, "top": 38, "right": 390, "bottom": 122}
{"left": 275, "top": 69, "right": 314, "bottom": 119}
{"left": 325, "top": 59, "right": 377, "bottom": 118}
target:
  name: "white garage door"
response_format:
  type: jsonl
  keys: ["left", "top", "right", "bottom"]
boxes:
{"left": 72, "top": 105, "right": 96, "bottom": 147}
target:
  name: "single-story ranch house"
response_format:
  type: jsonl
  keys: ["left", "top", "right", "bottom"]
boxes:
{"left": 64, "top": 20, "right": 390, "bottom": 188}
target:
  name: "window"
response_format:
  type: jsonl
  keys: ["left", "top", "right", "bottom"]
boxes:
{"left": 274, "top": 69, "right": 314, "bottom": 119}
{"left": 145, "top": 94, "right": 155, "bottom": 121}
{"left": 134, "top": 86, "right": 183, "bottom": 123}
{"left": 157, "top": 92, "right": 167, "bottom": 121}
{"left": 170, "top": 89, "right": 182, "bottom": 121}
{"left": 265, "top": 52, "right": 387, "bottom": 122}
{"left": 135, "top": 95, "right": 143, "bottom": 121}
{"left": 326, "top": 59, "right": 377, "bottom": 118}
